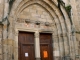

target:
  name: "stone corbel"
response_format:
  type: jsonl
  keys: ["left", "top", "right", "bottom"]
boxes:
{"left": 45, "top": 22, "right": 50, "bottom": 26}
{"left": 35, "top": 21, "right": 40, "bottom": 25}
{"left": 25, "top": 19, "right": 30, "bottom": 23}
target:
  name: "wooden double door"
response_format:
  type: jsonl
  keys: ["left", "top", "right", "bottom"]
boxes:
{"left": 18, "top": 32, "right": 53, "bottom": 60}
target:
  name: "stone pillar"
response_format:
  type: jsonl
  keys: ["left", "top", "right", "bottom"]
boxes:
{"left": 71, "top": 34, "right": 76, "bottom": 60}
{"left": 75, "top": 33, "right": 80, "bottom": 60}
{"left": 7, "top": 17, "right": 14, "bottom": 60}
{"left": 63, "top": 33, "right": 70, "bottom": 60}
{"left": 14, "top": 30, "right": 18, "bottom": 60}
{"left": 73, "top": 34, "right": 79, "bottom": 60}
{"left": 58, "top": 34, "right": 65, "bottom": 60}
{"left": 3, "top": 23, "right": 8, "bottom": 60}
{"left": 35, "top": 31, "right": 40, "bottom": 60}
{"left": 7, "top": 28, "right": 14, "bottom": 60}
{"left": 53, "top": 34, "right": 60, "bottom": 60}
{"left": 0, "top": 25, "right": 3, "bottom": 60}
{"left": 4, "top": 0, "right": 9, "bottom": 18}
{"left": 3, "top": 0, "right": 9, "bottom": 59}
{"left": 68, "top": 32, "right": 76, "bottom": 60}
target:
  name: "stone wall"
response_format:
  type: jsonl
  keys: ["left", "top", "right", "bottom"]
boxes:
{"left": 70, "top": 0, "right": 80, "bottom": 58}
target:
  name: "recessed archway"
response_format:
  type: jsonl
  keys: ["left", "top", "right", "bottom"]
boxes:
{"left": 10, "top": 0, "right": 76, "bottom": 60}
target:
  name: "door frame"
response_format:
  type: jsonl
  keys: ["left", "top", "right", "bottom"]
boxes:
{"left": 14, "top": 28, "right": 53, "bottom": 60}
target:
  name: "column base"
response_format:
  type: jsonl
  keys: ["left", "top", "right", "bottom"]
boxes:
{"left": 35, "top": 58, "right": 41, "bottom": 60}
{"left": 54, "top": 56, "right": 61, "bottom": 60}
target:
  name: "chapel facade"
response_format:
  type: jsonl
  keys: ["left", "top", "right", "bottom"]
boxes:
{"left": 0, "top": 0, "right": 80, "bottom": 60}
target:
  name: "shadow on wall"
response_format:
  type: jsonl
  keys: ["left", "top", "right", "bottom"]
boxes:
{"left": 62, "top": 56, "right": 73, "bottom": 60}
{"left": 62, "top": 55, "right": 80, "bottom": 60}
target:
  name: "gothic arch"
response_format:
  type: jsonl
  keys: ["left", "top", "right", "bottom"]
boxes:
{"left": 14, "top": 0, "right": 71, "bottom": 35}
{"left": 9, "top": 0, "right": 77, "bottom": 60}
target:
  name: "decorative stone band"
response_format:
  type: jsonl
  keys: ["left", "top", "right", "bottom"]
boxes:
{"left": 17, "top": 18, "right": 53, "bottom": 26}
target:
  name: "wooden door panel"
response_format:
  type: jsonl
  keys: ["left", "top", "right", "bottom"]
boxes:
{"left": 21, "top": 44, "right": 35, "bottom": 60}
{"left": 40, "top": 44, "right": 50, "bottom": 60}
{"left": 40, "top": 33, "right": 53, "bottom": 60}
{"left": 18, "top": 32, "right": 35, "bottom": 60}
{"left": 19, "top": 32, "right": 34, "bottom": 44}
{"left": 40, "top": 33, "right": 52, "bottom": 43}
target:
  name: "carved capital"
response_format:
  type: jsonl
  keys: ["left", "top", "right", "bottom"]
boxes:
{"left": 15, "top": 30, "right": 19, "bottom": 36}
{"left": 35, "top": 32, "right": 39, "bottom": 38}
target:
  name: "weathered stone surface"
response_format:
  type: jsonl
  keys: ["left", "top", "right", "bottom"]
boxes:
{"left": 0, "top": 0, "right": 3, "bottom": 21}
{"left": 0, "top": 0, "right": 80, "bottom": 60}
{"left": 0, "top": 25, "right": 2, "bottom": 60}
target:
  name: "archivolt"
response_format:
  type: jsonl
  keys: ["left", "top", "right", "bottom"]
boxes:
{"left": 13, "top": 0, "right": 74, "bottom": 58}
{"left": 14, "top": 0, "right": 71, "bottom": 36}
{"left": 15, "top": 1, "right": 71, "bottom": 29}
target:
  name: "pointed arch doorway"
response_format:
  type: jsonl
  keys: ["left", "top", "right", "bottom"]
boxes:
{"left": 13, "top": 0, "right": 72, "bottom": 60}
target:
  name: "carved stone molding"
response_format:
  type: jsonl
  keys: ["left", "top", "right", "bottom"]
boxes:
{"left": 17, "top": 18, "right": 53, "bottom": 26}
